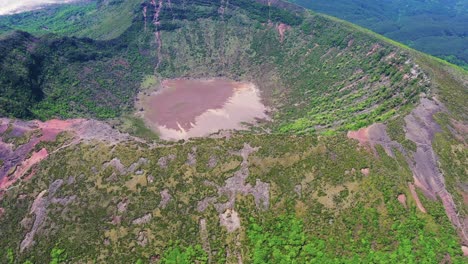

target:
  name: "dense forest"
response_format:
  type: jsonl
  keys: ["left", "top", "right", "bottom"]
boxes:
{"left": 291, "top": 0, "right": 468, "bottom": 69}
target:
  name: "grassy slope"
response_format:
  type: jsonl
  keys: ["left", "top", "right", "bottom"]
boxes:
{"left": 0, "top": 134, "right": 464, "bottom": 263}
{"left": 290, "top": 0, "right": 468, "bottom": 69}
{"left": 1, "top": 0, "right": 428, "bottom": 133}
{"left": 0, "top": 0, "right": 142, "bottom": 40}
{"left": 0, "top": 0, "right": 467, "bottom": 263}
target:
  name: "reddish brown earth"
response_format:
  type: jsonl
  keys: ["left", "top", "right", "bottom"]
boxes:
{"left": 360, "top": 168, "right": 370, "bottom": 176}
{"left": 366, "top": 44, "right": 381, "bottom": 56}
{"left": 0, "top": 119, "right": 131, "bottom": 192}
{"left": 0, "top": 148, "right": 48, "bottom": 191}
{"left": 408, "top": 182, "right": 427, "bottom": 213}
{"left": 276, "top": 23, "right": 291, "bottom": 42}
{"left": 463, "top": 246, "right": 468, "bottom": 256}
{"left": 397, "top": 194, "right": 407, "bottom": 208}
{"left": 347, "top": 123, "right": 402, "bottom": 157}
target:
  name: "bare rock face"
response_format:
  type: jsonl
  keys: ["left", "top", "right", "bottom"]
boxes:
{"left": 20, "top": 179, "right": 72, "bottom": 252}
{"left": 136, "top": 231, "right": 148, "bottom": 247}
{"left": 104, "top": 157, "right": 149, "bottom": 176}
{"left": 208, "top": 155, "right": 218, "bottom": 168}
{"left": 348, "top": 97, "right": 468, "bottom": 245}
{"left": 186, "top": 147, "right": 197, "bottom": 166}
{"left": 158, "top": 189, "right": 171, "bottom": 209}
{"left": 132, "top": 213, "right": 152, "bottom": 225}
{"left": 219, "top": 209, "right": 241, "bottom": 233}
{"left": 157, "top": 154, "right": 176, "bottom": 168}
{"left": 294, "top": 184, "right": 302, "bottom": 197}
{"left": 197, "top": 143, "right": 270, "bottom": 213}
{"left": 117, "top": 199, "right": 128, "bottom": 213}
{"left": 0, "top": 118, "right": 133, "bottom": 192}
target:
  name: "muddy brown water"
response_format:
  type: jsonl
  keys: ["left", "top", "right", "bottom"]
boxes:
{"left": 141, "top": 79, "right": 268, "bottom": 140}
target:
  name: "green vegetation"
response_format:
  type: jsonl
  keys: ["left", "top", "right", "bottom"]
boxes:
{"left": 0, "top": 28, "right": 153, "bottom": 119}
{"left": 112, "top": 115, "right": 159, "bottom": 141}
{"left": 0, "top": 0, "right": 428, "bottom": 133}
{"left": 0, "top": 0, "right": 142, "bottom": 40}
{"left": 0, "top": 0, "right": 467, "bottom": 263}
{"left": 0, "top": 133, "right": 464, "bottom": 262}
{"left": 161, "top": 244, "right": 208, "bottom": 264}
{"left": 49, "top": 247, "right": 66, "bottom": 264}
{"left": 291, "top": 0, "right": 468, "bottom": 69}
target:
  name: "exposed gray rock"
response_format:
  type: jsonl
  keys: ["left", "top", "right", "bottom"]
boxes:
{"left": 137, "top": 231, "right": 148, "bottom": 247}
{"left": 186, "top": 147, "right": 197, "bottom": 166}
{"left": 158, "top": 154, "right": 176, "bottom": 168}
{"left": 132, "top": 213, "right": 152, "bottom": 225}
{"left": 208, "top": 155, "right": 218, "bottom": 168}
{"left": 20, "top": 190, "right": 48, "bottom": 252}
{"left": 294, "top": 185, "right": 302, "bottom": 197}
{"left": 219, "top": 209, "right": 241, "bottom": 233}
{"left": 158, "top": 189, "right": 171, "bottom": 209}
{"left": 117, "top": 199, "right": 128, "bottom": 213}
{"left": 197, "top": 143, "right": 270, "bottom": 213}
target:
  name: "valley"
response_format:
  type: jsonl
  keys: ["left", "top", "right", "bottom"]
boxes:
{"left": 0, "top": 0, "right": 467, "bottom": 263}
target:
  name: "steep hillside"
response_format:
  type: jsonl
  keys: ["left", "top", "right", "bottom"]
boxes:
{"left": 0, "top": 0, "right": 467, "bottom": 263}
{"left": 0, "top": 0, "right": 142, "bottom": 40}
{"left": 2, "top": 0, "right": 427, "bottom": 134}
{"left": 291, "top": 0, "right": 468, "bottom": 69}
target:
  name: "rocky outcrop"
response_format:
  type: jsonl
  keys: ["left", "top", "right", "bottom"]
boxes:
{"left": 348, "top": 97, "right": 468, "bottom": 246}
{"left": 0, "top": 118, "right": 133, "bottom": 193}
{"left": 197, "top": 143, "right": 270, "bottom": 213}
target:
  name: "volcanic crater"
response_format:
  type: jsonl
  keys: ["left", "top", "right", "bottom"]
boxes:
{"left": 138, "top": 78, "right": 269, "bottom": 140}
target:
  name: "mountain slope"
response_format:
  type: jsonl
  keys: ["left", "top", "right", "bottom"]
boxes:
{"left": 0, "top": 0, "right": 467, "bottom": 263}
{"left": 290, "top": 0, "right": 468, "bottom": 69}
{"left": 2, "top": 0, "right": 427, "bottom": 134}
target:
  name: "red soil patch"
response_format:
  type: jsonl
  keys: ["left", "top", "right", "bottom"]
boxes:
{"left": 360, "top": 168, "right": 370, "bottom": 176}
{"left": 462, "top": 246, "right": 468, "bottom": 256}
{"left": 0, "top": 148, "right": 48, "bottom": 190}
{"left": 408, "top": 182, "right": 427, "bottom": 213}
{"left": 37, "top": 119, "right": 83, "bottom": 141}
{"left": 366, "top": 44, "right": 381, "bottom": 56}
{"left": 397, "top": 194, "right": 407, "bottom": 208}
{"left": 347, "top": 124, "right": 397, "bottom": 157}
{"left": 276, "top": 23, "right": 291, "bottom": 43}
{"left": 347, "top": 127, "right": 369, "bottom": 146}
{"left": 462, "top": 192, "right": 468, "bottom": 206}
{"left": 144, "top": 79, "right": 238, "bottom": 130}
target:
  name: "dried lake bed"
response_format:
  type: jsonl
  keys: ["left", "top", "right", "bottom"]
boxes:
{"left": 138, "top": 78, "right": 269, "bottom": 140}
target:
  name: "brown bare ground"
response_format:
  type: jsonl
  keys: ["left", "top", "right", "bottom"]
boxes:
{"left": 398, "top": 194, "right": 407, "bottom": 208}
{"left": 408, "top": 182, "right": 427, "bottom": 213}
{"left": 276, "top": 23, "right": 291, "bottom": 43}
{"left": 0, "top": 118, "right": 132, "bottom": 192}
